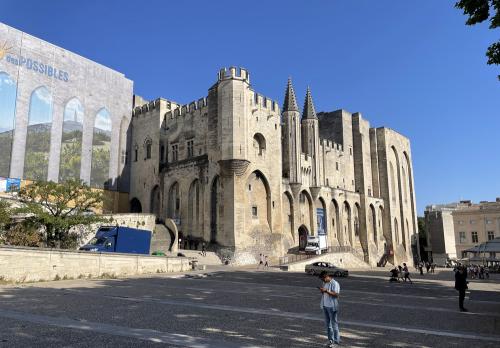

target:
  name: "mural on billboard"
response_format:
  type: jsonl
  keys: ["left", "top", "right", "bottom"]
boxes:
{"left": 59, "top": 98, "right": 84, "bottom": 182}
{"left": 317, "top": 207, "right": 326, "bottom": 235}
{"left": 24, "top": 86, "right": 53, "bottom": 181}
{"left": 90, "top": 108, "right": 111, "bottom": 189}
{"left": 0, "top": 72, "right": 17, "bottom": 177}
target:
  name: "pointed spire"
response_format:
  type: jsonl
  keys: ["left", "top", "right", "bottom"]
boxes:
{"left": 282, "top": 77, "right": 299, "bottom": 112}
{"left": 302, "top": 86, "right": 317, "bottom": 119}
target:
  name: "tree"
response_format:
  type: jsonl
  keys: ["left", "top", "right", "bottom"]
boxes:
{"left": 456, "top": 0, "right": 500, "bottom": 80}
{"left": 0, "top": 200, "right": 11, "bottom": 230}
{"left": 16, "top": 179, "right": 107, "bottom": 248}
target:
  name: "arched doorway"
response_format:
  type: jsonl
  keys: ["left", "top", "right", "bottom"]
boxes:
{"left": 298, "top": 225, "right": 309, "bottom": 251}
{"left": 150, "top": 185, "right": 160, "bottom": 218}
{"left": 130, "top": 198, "right": 142, "bottom": 213}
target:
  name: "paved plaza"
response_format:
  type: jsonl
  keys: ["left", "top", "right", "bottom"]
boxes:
{"left": 0, "top": 267, "right": 499, "bottom": 347}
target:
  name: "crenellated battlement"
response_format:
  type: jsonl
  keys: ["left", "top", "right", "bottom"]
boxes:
{"left": 251, "top": 91, "right": 280, "bottom": 113}
{"left": 321, "top": 138, "right": 344, "bottom": 153}
{"left": 132, "top": 98, "right": 164, "bottom": 117}
{"left": 164, "top": 97, "right": 208, "bottom": 120}
{"left": 217, "top": 66, "right": 250, "bottom": 83}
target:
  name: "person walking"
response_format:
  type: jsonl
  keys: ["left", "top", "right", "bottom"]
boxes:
{"left": 201, "top": 242, "right": 207, "bottom": 257}
{"left": 264, "top": 255, "right": 269, "bottom": 268}
{"left": 397, "top": 265, "right": 404, "bottom": 281}
{"left": 418, "top": 261, "right": 424, "bottom": 275}
{"left": 258, "top": 253, "right": 264, "bottom": 269}
{"left": 403, "top": 263, "right": 413, "bottom": 284}
{"left": 455, "top": 265, "right": 469, "bottom": 312}
{"left": 318, "top": 271, "right": 340, "bottom": 347}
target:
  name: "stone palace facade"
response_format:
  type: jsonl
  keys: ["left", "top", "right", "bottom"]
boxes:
{"left": 129, "top": 67, "right": 419, "bottom": 265}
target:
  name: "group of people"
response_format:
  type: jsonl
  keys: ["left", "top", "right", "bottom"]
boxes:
{"left": 416, "top": 261, "right": 436, "bottom": 275}
{"left": 389, "top": 263, "right": 413, "bottom": 283}
{"left": 465, "top": 264, "right": 490, "bottom": 279}
{"left": 257, "top": 254, "right": 270, "bottom": 269}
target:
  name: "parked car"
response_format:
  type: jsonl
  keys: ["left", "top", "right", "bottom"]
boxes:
{"left": 305, "top": 262, "right": 349, "bottom": 277}
{"left": 80, "top": 226, "right": 152, "bottom": 255}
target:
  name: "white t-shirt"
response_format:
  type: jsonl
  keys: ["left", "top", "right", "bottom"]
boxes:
{"left": 320, "top": 279, "right": 340, "bottom": 310}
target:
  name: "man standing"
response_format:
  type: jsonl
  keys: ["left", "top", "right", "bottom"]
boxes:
{"left": 258, "top": 253, "right": 264, "bottom": 269}
{"left": 455, "top": 265, "right": 469, "bottom": 312}
{"left": 318, "top": 271, "right": 340, "bottom": 347}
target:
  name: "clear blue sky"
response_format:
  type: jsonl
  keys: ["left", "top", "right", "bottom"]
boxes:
{"left": 2, "top": 0, "right": 499, "bottom": 214}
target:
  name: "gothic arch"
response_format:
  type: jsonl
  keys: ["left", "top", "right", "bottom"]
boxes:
{"left": 167, "top": 181, "right": 180, "bottom": 220}
{"left": 369, "top": 204, "right": 377, "bottom": 245}
{"left": 343, "top": 201, "right": 352, "bottom": 246}
{"left": 210, "top": 175, "right": 220, "bottom": 243}
{"left": 282, "top": 191, "right": 294, "bottom": 241}
{"left": 317, "top": 197, "right": 327, "bottom": 237}
{"left": 59, "top": 97, "right": 84, "bottom": 182}
{"left": 391, "top": 146, "right": 405, "bottom": 248}
{"left": 188, "top": 179, "right": 201, "bottom": 237}
{"left": 331, "top": 199, "right": 341, "bottom": 245}
{"left": 403, "top": 151, "right": 417, "bottom": 246}
{"left": 299, "top": 190, "right": 314, "bottom": 235}
{"left": 0, "top": 72, "right": 17, "bottom": 177}
{"left": 246, "top": 170, "right": 272, "bottom": 229}
{"left": 150, "top": 185, "right": 161, "bottom": 217}
{"left": 253, "top": 133, "right": 266, "bottom": 156}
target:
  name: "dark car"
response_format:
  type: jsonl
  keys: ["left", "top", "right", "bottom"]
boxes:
{"left": 305, "top": 262, "right": 349, "bottom": 277}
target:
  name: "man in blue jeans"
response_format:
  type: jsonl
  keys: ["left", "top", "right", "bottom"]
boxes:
{"left": 319, "top": 271, "right": 340, "bottom": 346}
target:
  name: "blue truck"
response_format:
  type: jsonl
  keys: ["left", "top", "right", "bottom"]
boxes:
{"left": 79, "top": 226, "right": 152, "bottom": 255}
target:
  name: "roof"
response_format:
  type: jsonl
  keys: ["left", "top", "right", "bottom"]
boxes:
{"left": 464, "top": 237, "right": 500, "bottom": 253}
{"left": 282, "top": 78, "right": 299, "bottom": 112}
{"left": 302, "top": 86, "right": 317, "bottom": 119}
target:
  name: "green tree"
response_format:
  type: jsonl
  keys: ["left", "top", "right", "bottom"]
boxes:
{"left": 16, "top": 179, "right": 107, "bottom": 248}
{"left": 456, "top": 0, "right": 500, "bottom": 79}
{"left": 0, "top": 200, "right": 11, "bottom": 230}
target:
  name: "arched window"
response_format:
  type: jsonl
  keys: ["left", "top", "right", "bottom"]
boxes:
{"left": 253, "top": 133, "right": 266, "bottom": 156}
{"left": 145, "top": 138, "right": 152, "bottom": 159}
{"left": 59, "top": 98, "right": 84, "bottom": 182}
{"left": 24, "top": 87, "right": 53, "bottom": 181}
{"left": 0, "top": 72, "right": 17, "bottom": 177}
{"left": 90, "top": 108, "right": 112, "bottom": 188}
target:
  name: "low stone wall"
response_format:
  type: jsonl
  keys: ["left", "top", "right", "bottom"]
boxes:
{"left": 280, "top": 252, "right": 371, "bottom": 272}
{"left": 0, "top": 246, "right": 190, "bottom": 283}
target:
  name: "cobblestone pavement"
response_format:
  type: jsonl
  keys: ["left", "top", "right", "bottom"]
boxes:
{"left": 0, "top": 267, "right": 499, "bottom": 347}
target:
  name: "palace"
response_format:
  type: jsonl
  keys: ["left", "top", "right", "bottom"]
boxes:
{"left": 129, "top": 67, "right": 419, "bottom": 265}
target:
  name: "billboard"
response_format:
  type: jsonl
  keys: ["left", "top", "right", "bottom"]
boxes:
{"left": 317, "top": 208, "right": 326, "bottom": 235}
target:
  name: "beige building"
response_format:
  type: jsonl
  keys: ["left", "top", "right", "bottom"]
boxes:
{"left": 425, "top": 199, "right": 500, "bottom": 263}
{"left": 128, "top": 67, "right": 419, "bottom": 265}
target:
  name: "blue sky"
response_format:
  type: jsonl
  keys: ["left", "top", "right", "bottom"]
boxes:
{"left": 1, "top": 0, "right": 499, "bottom": 214}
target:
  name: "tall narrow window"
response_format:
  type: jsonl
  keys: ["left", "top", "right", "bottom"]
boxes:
{"left": 0, "top": 72, "right": 17, "bottom": 177}
{"left": 145, "top": 139, "right": 152, "bottom": 159}
{"left": 134, "top": 144, "right": 138, "bottom": 162}
{"left": 172, "top": 144, "right": 178, "bottom": 162}
{"left": 488, "top": 231, "right": 495, "bottom": 240}
{"left": 24, "top": 87, "right": 53, "bottom": 181}
{"left": 90, "top": 108, "right": 112, "bottom": 189}
{"left": 187, "top": 140, "right": 194, "bottom": 158}
{"left": 459, "top": 231, "right": 466, "bottom": 243}
{"left": 471, "top": 231, "right": 478, "bottom": 243}
{"left": 59, "top": 98, "right": 84, "bottom": 182}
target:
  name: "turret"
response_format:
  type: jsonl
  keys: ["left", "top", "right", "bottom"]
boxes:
{"left": 281, "top": 78, "right": 302, "bottom": 183}
{"left": 301, "top": 87, "right": 320, "bottom": 186}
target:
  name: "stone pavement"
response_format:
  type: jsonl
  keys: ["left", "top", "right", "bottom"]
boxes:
{"left": 0, "top": 267, "right": 499, "bottom": 347}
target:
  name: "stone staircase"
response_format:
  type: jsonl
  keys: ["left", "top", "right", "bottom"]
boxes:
{"left": 177, "top": 249, "right": 223, "bottom": 266}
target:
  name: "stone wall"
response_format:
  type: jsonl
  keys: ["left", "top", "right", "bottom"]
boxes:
{"left": 281, "top": 252, "right": 371, "bottom": 272}
{"left": 0, "top": 246, "right": 190, "bottom": 283}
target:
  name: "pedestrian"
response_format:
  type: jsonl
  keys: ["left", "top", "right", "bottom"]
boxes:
{"left": 425, "top": 261, "right": 431, "bottom": 273}
{"left": 485, "top": 266, "right": 490, "bottom": 279}
{"left": 418, "top": 261, "right": 424, "bottom": 275}
{"left": 403, "top": 263, "right": 413, "bottom": 284}
{"left": 454, "top": 265, "right": 469, "bottom": 312}
{"left": 431, "top": 263, "right": 436, "bottom": 274}
{"left": 397, "top": 265, "right": 404, "bottom": 281}
{"left": 258, "top": 253, "right": 264, "bottom": 269}
{"left": 201, "top": 242, "right": 206, "bottom": 257}
{"left": 318, "top": 271, "right": 340, "bottom": 347}
{"left": 264, "top": 255, "right": 269, "bottom": 268}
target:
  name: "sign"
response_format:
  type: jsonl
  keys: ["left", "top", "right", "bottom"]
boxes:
{"left": 317, "top": 208, "right": 326, "bottom": 235}
{"left": 0, "top": 177, "right": 20, "bottom": 192}
{"left": 1, "top": 40, "right": 69, "bottom": 82}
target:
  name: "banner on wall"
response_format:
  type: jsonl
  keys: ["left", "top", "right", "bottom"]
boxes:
{"left": 317, "top": 208, "right": 326, "bottom": 235}
{"left": 0, "top": 177, "right": 21, "bottom": 192}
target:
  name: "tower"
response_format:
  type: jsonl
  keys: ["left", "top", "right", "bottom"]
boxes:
{"left": 301, "top": 87, "right": 320, "bottom": 187}
{"left": 281, "top": 78, "right": 302, "bottom": 184}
